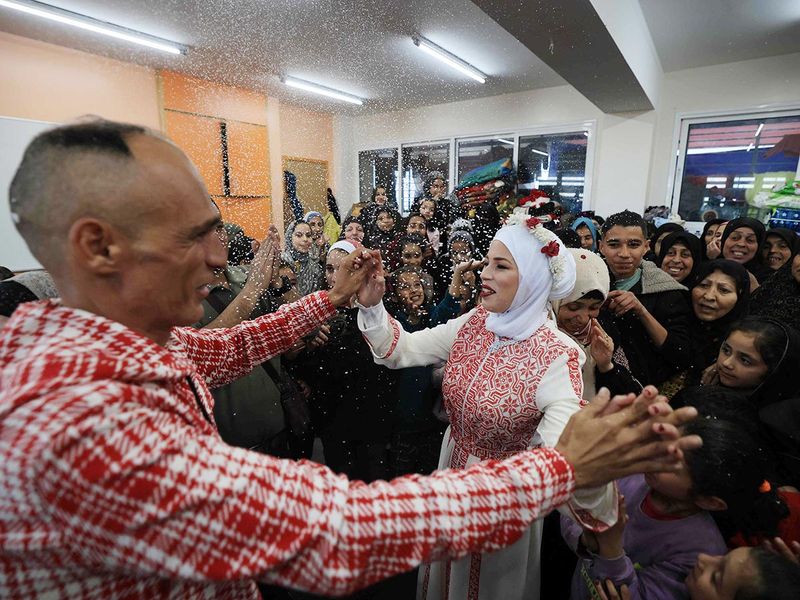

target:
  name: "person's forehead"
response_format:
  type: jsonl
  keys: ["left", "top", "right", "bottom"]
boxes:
{"left": 605, "top": 225, "right": 645, "bottom": 241}
{"left": 731, "top": 227, "right": 756, "bottom": 237}
{"left": 399, "top": 272, "right": 420, "bottom": 283}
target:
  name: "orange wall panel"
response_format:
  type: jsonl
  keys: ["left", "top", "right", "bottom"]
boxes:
{"left": 214, "top": 196, "right": 271, "bottom": 240}
{"left": 163, "top": 111, "right": 225, "bottom": 196}
{"left": 160, "top": 71, "right": 267, "bottom": 125}
{"left": 226, "top": 121, "right": 270, "bottom": 196}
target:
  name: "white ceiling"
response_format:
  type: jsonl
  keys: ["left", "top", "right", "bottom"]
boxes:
{"left": 0, "top": 0, "right": 566, "bottom": 114}
{"left": 1, "top": 0, "right": 799, "bottom": 114}
{"left": 638, "top": 0, "right": 800, "bottom": 72}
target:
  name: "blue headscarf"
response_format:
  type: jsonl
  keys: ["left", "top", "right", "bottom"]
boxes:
{"left": 571, "top": 216, "right": 598, "bottom": 252}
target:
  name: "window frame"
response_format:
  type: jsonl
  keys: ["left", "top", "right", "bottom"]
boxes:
{"left": 356, "top": 119, "right": 597, "bottom": 215}
{"left": 666, "top": 103, "right": 800, "bottom": 214}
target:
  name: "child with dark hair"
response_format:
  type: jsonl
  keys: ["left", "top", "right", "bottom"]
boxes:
{"left": 562, "top": 418, "right": 786, "bottom": 599}
{"left": 600, "top": 210, "right": 693, "bottom": 388}
{"left": 384, "top": 260, "right": 481, "bottom": 478}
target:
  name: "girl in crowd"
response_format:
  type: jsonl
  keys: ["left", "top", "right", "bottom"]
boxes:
{"left": 357, "top": 213, "right": 616, "bottom": 600}
{"left": 292, "top": 241, "right": 397, "bottom": 484}
{"left": 304, "top": 210, "right": 328, "bottom": 263}
{"left": 281, "top": 220, "right": 323, "bottom": 296}
{"left": 364, "top": 206, "right": 401, "bottom": 255}
{"left": 686, "top": 260, "right": 751, "bottom": 382}
{"left": 647, "top": 222, "right": 684, "bottom": 262}
{"left": 571, "top": 216, "right": 599, "bottom": 252}
{"left": 384, "top": 260, "right": 482, "bottom": 478}
{"left": 563, "top": 418, "right": 786, "bottom": 600}
{"left": 433, "top": 228, "right": 479, "bottom": 301}
{"left": 386, "top": 213, "right": 434, "bottom": 271}
{"left": 339, "top": 215, "right": 365, "bottom": 245}
{"left": 595, "top": 546, "right": 800, "bottom": 600}
{"left": 552, "top": 248, "right": 641, "bottom": 400}
{"left": 419, "top": 197, "right": 442, "bottom": 254}
{"left": 359, "top": 184, "right": 394, "bottom": 225}
{"left": 762, "top": 227, "right": 798, "bottom": 271}
{"left": 699, "top": 218, "right": 726, "bottom": 261}
{"left": 657, "top": 231, "right": 702, "bottom": 287}
{"left": 718, "top": 217, "right": 772, "bottom": 283}
{"left": 750, "top": 253, "right": 800, "bottom": 331}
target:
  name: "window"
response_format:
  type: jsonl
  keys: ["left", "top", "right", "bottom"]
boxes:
{"left": 456, "top": 137, "right": 514, "bottom": 183}
{"left": 670, "top": 110, "right": 800, "bottom": 221}
{"left": 400, "top": 142, "right": 450, "bottom": 213}
{"left": 358, "top": 148, "right": 398, "bottom": 207}
{"left": 518, "top": 131, "right": 588, "bottom": 214}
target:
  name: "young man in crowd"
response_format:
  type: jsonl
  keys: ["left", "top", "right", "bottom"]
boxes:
{"left": 0, "top": 119, "right": 699, "bottom": 598}
{"left": 600, "top": 210, "right": 693, "bottom": 387}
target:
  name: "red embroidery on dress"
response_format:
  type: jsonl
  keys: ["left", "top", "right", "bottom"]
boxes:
{"left": 442, "top": 308, "right": 576, "bottom": 464}
{"left": 468, "top": 553, "right": 482, "bottom": 600}
{"left": 384, "top": 317, "right": 401, "bottom": 358}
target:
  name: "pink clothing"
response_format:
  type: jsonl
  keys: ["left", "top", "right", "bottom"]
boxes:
{"left": 0, "top": 294, "right": 578, "bottom": 599}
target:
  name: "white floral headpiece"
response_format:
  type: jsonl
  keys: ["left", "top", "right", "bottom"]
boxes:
{"left": 505, "top": 208, "right": 569, "bottom": 284}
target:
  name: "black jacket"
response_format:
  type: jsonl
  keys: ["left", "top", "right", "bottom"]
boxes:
{"left": 609, "top": 261, "right": 693, "bottom": 387}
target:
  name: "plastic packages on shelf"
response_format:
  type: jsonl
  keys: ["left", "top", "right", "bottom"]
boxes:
{"left": 760, "top": 181, "right": 800, "bottom": 232}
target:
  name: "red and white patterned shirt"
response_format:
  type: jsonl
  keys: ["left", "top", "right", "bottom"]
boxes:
{"left": 0, "top": 293, "right": 577, "bottom": 599}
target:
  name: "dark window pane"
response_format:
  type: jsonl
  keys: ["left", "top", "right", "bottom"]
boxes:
{"left": 518, "top": 131, "right": 588, "bottom": 214}
{"left": 400, "top": 143, "right": 450, "bottom": 213}
{"left": 358, "top": 148, "right": 398, "bottom": 206}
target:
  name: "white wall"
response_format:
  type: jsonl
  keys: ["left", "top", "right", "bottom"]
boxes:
{"left": 334, "top": 51, "right": 800, "bottom": 219}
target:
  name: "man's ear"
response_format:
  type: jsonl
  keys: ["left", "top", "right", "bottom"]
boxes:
{"left": 643, "top": 239, "right": 651, "bottom": 252}
{"left": 68, "top": 217, "right": 126, "bottom": 275}
{"left": 695, "top": 495, "right": 728, "bottom": 512}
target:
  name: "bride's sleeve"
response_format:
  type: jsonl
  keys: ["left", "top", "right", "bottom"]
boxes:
{"left": 535, "top": 348, "right": 619, "bottom": 532}
{"left": 357, "top": 301, "right": 474, "bottom": 369}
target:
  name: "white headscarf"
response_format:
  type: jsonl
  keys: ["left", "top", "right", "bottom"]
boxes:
{"left": 328, "top": 240, "right": 357, "bottom": 255}
{"left": 485, "top": 223, "right": 576, "bottom": 341}
{"left": 551, "top": 249, "right": 610, "bottom": 314}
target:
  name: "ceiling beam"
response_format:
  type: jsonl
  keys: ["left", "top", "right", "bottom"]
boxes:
{"left": 471, "top": 0, "right": 662, "bottom": 113}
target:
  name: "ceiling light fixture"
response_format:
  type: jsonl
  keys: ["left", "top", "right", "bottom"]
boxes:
{"left": 0, "top": 0, "right": 186, "bottom": 55}
{"left": 496, "top": 138, "right": 514, "bottom": 146}
{"left": 281, "top": 76, "right": 364, "bottom": 106}
{"left": 413, "top": 36, "right": 486, "bottom": 84}
{"left": 754, "top": 123, "right": 764, "bottom": 137}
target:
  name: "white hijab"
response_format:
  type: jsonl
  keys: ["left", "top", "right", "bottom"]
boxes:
{"left": 485, "top": 223, "right": 576, "bottom": 341}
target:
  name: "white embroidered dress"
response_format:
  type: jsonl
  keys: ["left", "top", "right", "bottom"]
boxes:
{"left": 359, "top": 302, "right": 615, "bottom": 600}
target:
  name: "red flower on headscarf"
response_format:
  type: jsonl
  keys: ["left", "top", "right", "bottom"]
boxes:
{"left": 541, "top": 240, "right": 560, "bottom": 257}
{"left": 526, "top": 217, "right": 541, "bottom": 229}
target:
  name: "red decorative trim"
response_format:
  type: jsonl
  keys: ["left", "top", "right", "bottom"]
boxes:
{"left": 468, "top": 553, "right": 482, "bottom": 600}
{"left": 384, "top": 317, "right": 401, "bottom": 358}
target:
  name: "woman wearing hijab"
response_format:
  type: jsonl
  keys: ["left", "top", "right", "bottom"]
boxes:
{"left": 700, "top": 218, "right": 726, "bottom": 261}
{"left": 687, "top": 260, "right": 751, "bottom": 382}
{"left": 356, "top": 211, "right": 616, "bottom": 600}
{"left": 750, "top": 253, "right": 800, "bottom": 331}
{"left": 281, "top": 220, "right": 324, "bottom": 296}
{"left": 762, "top": 227, "right": 799, "bottom": 272}
{"left": 719, "top": 217, "right": 772, "bottom": 283}
{"left": 657, "top": 231, "right": 703, "bottom": 287}
{"left": 552, "top": 249, "right": 642, "bottom": 400}
{"left": 571, "top": 216, "right": 599, "bottom": 252}
{"left": 304, "top": 210, "right": 329, "bottom": 263}
{"left": 646, "top": 222, "right": 684, "bottom": 262}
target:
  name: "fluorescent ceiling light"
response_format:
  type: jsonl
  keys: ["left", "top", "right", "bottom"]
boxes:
{"left": 529, "top": 148, "right": 549, "bottom": 157}
{"left": 0, "top": 0, "right": 186, "bottom": 55}
{"left": 282, "top": 76, "right": 363, "bottom": 105}
{"left": 413, "top": 36, "right": 486, "bottom": 84}
{"left": 496, "top": 138, "right": 514, "bottom": 146}
{"left": 755, "top": 123, "right": 764, "bottom": 137}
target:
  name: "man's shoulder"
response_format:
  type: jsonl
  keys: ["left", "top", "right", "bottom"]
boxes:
{"left": 639, "top": 261, "right": 687, "bottom": 295}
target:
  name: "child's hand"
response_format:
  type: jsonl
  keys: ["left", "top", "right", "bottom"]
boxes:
{"left": 763, "top": 537, "right": 800, "bottom": 564}
{"left": 700, "top": 363, "right": 720, "bottom": 386}
{"left": 594, "top": 579, "right": 630, "bottom": 600}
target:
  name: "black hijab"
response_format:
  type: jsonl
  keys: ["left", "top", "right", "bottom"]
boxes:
{"left": 763, "top": 227, "right": 800, "bottom": 271}
{"left": 700, "top": 218, "right": 726, "bottom": 261}
{"left": 719, "top": 217, "right": 772, "bottom": 282}
{"left": 657, "top": 231, "right": 703, "bottom": 287}
{"left": 646, "top": 222, "right": 684, "bottom": 262}
{"left": 689, "top": 259, "right": 751, "bottom": 371}
{"left": 750, "top": 259, "right": 800, "bottom": 332}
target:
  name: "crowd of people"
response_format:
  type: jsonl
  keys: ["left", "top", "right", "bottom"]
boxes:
{"left": 1, "top": 119, "right": 799, "bottom": 600}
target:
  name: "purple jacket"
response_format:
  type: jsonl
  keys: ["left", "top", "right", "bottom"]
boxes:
{"left": 561, "top": 475, "right": 727, "bottom": 599}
